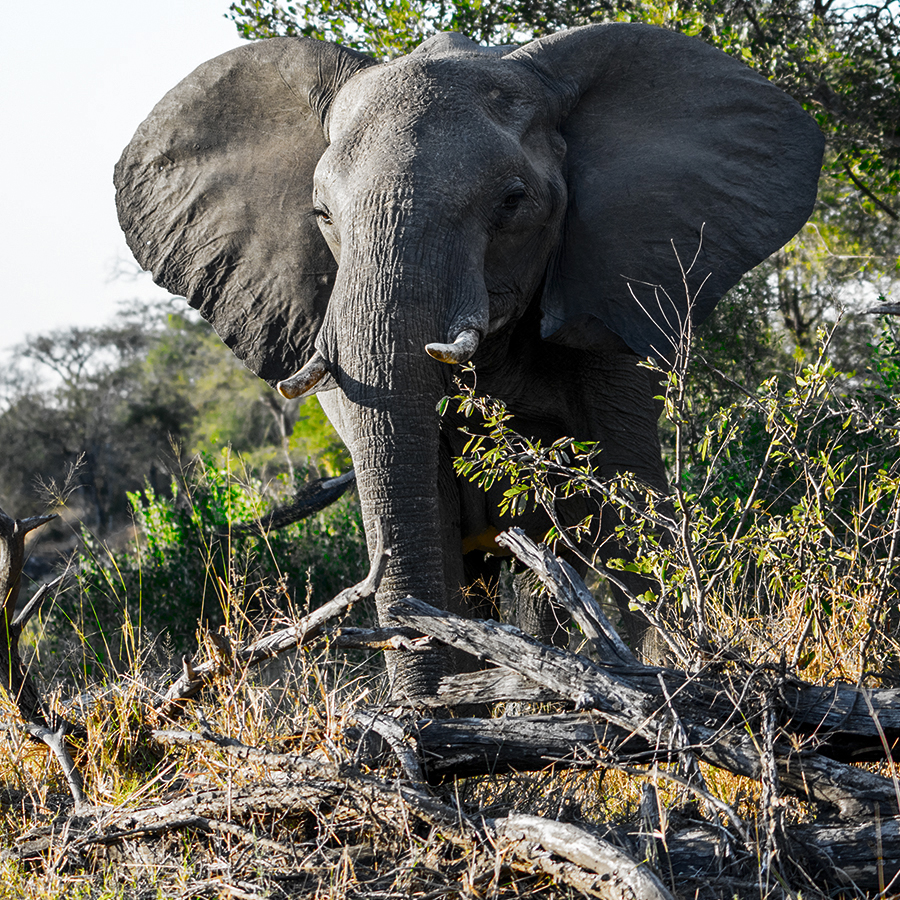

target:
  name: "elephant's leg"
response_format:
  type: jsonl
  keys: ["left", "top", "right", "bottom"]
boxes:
{"left": 580, "top": 348, "right": 672, "bottom": 663}
{"left": 319, "top": 389, "right": 460, "bottom": 699}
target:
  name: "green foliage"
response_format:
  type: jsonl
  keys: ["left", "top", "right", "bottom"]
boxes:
{"left": 0, "top": 302, "right": 348, "bottom": 531}
{"left": 451, "top": 321, "right": 900, "bottom": 680}
{"left": 55, "top": 452, "right": 366, "bottom": 676}
{"left": 229, "top": 0, "right": 557, "bottom": 57}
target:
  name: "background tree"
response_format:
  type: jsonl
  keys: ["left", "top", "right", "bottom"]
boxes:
{"left": 0, "top": 301, "right": 348, "bottom": 534}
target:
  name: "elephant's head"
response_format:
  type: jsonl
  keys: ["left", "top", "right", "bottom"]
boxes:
{"left": 115, "top": 25, "right": 822, "bottom": 696}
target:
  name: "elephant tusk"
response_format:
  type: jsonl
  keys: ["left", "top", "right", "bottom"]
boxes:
{"left": 425, "top": 329, "right": 480, "bottom": 365}
{"left": 277, "top": 351, "right": 329, "bottom": 398}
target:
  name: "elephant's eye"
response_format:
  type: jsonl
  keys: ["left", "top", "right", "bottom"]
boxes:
{"left": 501, "top": 190, "right": 526, "bottom": 212}
{"left": 314, "top": 207, "right": 333, "bottom": 226}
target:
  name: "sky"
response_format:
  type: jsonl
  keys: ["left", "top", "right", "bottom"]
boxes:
{"left": 1, "top": 1, "right": 246, "bottom": 355}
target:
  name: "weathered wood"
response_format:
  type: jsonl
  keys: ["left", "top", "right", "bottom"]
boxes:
{"left": 226, "top": 470, "right": 356, "bottom": 537}
{"left": 0, "top": 509, "right": 89, "bottom": 816}
{"left": 136, "top": 726, "right": 483, "bottom": 860}
{"left": 790, "top": 814, "right": 900, "bottom": 891}
{"left": 324, "top": 625, "right": 433, "bottom": 652}
{"left": 0, "top": 508, "right": 56, "bottom": 725}
{"left": 352, "top": 708, "right": 424, "bottom": 782}
{"left": 394, "top": 667, "right": 561, "bottom": 708}
{"left": 393, "top": 706, "right": 894, "bottom": 826}
{"left": 390, "top": 596, "right": 900, "bottom": 817}
{"left": 428, "top": 667, "right": 900, "bottom": 765}
{"left": 496, "top": 813, "right": 675, "bottom": 900}
{"left": 25, "top": 721, "right": 89, "bottom": 815}
{"left": 78, "top": 813, "right": 294, "bottom": 858}
{"left": 497, "top": 531, "right": 900, "bottom": 763}
{"left": 780, "top": 682, "right": 900, "bottom": 762}
{"left": 659, "top": 818, "right": 900, "bottom": 894}
{"left": 409, "top": 712, "right": 644, "bottom": 779}
{"left": 389, "top": 597, "right": 650, "bottom": 721}
{"left": 496, "top": 529, "right": 638, "bottom": 666}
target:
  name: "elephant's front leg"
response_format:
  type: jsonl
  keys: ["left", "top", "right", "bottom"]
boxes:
{"left": 317, "top": 390, "right": 483, "bottom": 697}
{"left": 578, "top": 348, "right": 673, "bottom": 660}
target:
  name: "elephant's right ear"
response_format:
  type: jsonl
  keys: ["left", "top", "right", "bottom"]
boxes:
{"left": 115, "top": 38, "right": 375, "bottom": 386}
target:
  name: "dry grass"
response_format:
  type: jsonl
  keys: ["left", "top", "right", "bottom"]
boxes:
{"left": 1, "top": 587, "right": 865, "bottom": 900}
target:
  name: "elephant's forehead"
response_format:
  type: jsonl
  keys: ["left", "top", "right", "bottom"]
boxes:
{"left": 329, "top": 56, "right": 544, "bottom": 143}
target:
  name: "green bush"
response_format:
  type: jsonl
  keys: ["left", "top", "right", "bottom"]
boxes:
{"left": 53, "top": 452, "right": 367, "bottom": 678}
{"left": 451, "top": 319, "right": 900, "bottom": 682}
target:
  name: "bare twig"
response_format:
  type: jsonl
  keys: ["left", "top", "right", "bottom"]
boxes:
{"left": 155, "top": 521, "right": 389, "bottom": 718}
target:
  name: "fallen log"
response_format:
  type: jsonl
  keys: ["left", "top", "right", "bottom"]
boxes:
{"left": 379, "top": 711, "right": 641, "bottom": 779}
{"left": 389, "top": 595, "right": 900, "bottom": 819}
{"left": 415, "top": 663, "right": 900, "bottom": 765}
{"left": 44, "top": 718, "right": 900, "bottom": 896}
{"left": 496, "top": 530, "right": 900, "bottom": 764}
{"left": 81, "top": 723, "right": 675, "bottom": 900}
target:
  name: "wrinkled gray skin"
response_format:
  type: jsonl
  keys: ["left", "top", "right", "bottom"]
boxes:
{"left": 115, "top": 25, "right": 823, "bottom": 699}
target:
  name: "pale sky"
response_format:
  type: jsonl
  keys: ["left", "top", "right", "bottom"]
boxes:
{"left": 1, "top": 1, "right": 246, "bottom": 355}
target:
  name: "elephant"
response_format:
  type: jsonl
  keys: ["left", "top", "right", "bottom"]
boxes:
{"left": 115, "top": 23, "right": 823, "bottom": 699}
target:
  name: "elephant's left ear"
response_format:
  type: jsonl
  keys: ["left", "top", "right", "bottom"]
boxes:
{"left": 115, "top": 38, "right": 376, "bottom": 386}
{"left": 509, "top": 24, "right": 824, "bottom": 361}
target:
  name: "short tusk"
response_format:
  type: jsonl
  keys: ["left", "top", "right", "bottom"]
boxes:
{"left": 277, "top": 351, "right": 329, "bottom": 398}
{"left": 425, "top": 328, "right": 480, "bottom": 365}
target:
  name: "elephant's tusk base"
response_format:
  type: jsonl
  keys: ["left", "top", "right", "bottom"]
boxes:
{"left": 425, "top": 328, "right": 480, "bottom": 365}
{"left": 277, "top": 351, "right": 329, "bottom": 398}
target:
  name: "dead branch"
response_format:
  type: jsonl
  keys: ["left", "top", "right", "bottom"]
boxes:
{"left": 389, "top": 595, "right": 900, "bottom": 818}
{"left": 0, "top": 508, "right": 57, "bottom": 725}
{"left": 111, "top": 723, "right": 675, "bottom": 900}
{"left": 0, "top": 508, "right": 90, "bottom": 816}
{"left": 322, "top": 624, "right": 433, "bottom": 651}
{"left": 495, "top": 813, "right": 675, "bottom": 900}
{"left": 25, "top": 721, "right": 89, "bottom": 815}
{"left": 351, "top": 708, "right": 425, "bottom": 782}
{"left": 497, "top": 528, "right": 637, "bottom": 666}
{"left": 155, "top": 522, "right": 389, "bottom": 718}
{"left": 76, "top": 812, "right": 295, "bottom": 858}
{"left": 225, "top": 470, "right": 356, "bottom": 537}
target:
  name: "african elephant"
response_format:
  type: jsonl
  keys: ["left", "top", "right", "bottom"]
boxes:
{"left": 115, "top": 24, "right": 823, "bottom": 698}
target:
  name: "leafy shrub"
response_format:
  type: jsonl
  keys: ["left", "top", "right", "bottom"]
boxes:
{"left": 52, "top": 452, "right": 367, "bottom": 678}
{"left": 452, "top": 319, "right": 900, "bottom": 682}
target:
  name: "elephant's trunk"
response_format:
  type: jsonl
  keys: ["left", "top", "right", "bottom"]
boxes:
{"left": 319, "top": 238, "right": 482, "bottom": 698}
